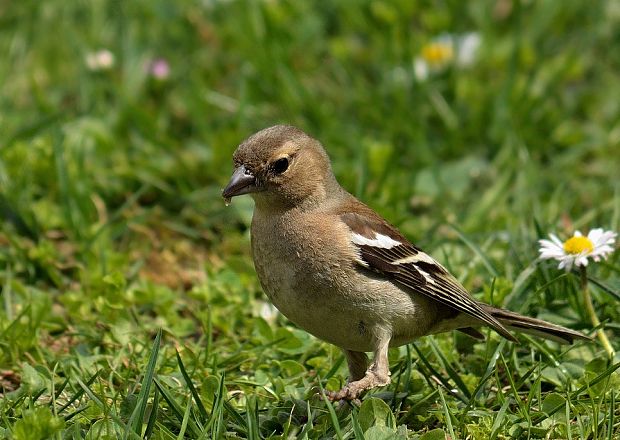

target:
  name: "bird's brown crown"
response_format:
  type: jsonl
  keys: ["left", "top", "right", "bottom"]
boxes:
{"left": 231, "top": 125, "right": 340, "bottom": 209}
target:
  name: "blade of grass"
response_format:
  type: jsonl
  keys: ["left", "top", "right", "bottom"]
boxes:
{"left": 449, "top": 224, "right": 498, "bottom": 278}
{"left": 203, "top": 372, "right": 227, "bottom": 434}
{"left": 466, "top": 340, "right": 505, "bottom": 409}
{"left": 127, "top": 328, "right": 162, "bottom": 437}
{"left": 607, "top": 390, "right": 615, "bottom": 440}
{"left": 527, "top": 361, "right": 620, "bottom": 424}
{"left": 513, "top": 363, "right": 539, "bottom": 391}
{"left": 499, "top": 353, "right": 529, "bottom": 422}
{"left": 0, "top": 305, "right": 31, "bottom": 342}
{"left": 144, "top": 388, "right": 159, "bottom": 439}
{"left": 201, "top": 306, "right": 213, "bottom": 366}
{"left": 323, "top": 354, "right": 345, "bottom": 381}
{"left": 506, "top": 271, "right": 569, "bottom": 311}
{"left": 223, "top": 400, "right": 247, "bottom": 431}
{"left": 523, "top": 336, "right": 569, "bottom": 375}
{"left": 411, "top": 342, "right": 467, "bottom": 403}
{"left": 76, "top": 378, "right": 141, "bottom": 440}
{"left": 153, "top": 378, "right": 202, "bottom": 438}
{"left": 0, "top": 195, "right": 38, "bottom": 241}
{"left": 52, "top": 130, "right": 82, "bottom": 239}
{"left": 404, "top": 389, "right": 439, "bottom": 419}
{"left": 52, "top": 377, "right": 70, "bottom": 402}
{"left": 392, "top": 346, "right": 415, "bottom": 415}
{"left": 588, "top": 276, "right": 620, "bottom": 302}
{"left": 57, "top": 370, "right": 101, "bottom": 413}
{"left": 176, "top": 394, "right": 194, "bottom": 440}
{"left": 228, "top": 379, "right": 278, "bottom": 399}
{"left": 428, "top": 338, "right": 471, "bottom": 399}
{"left": 245, "top": 396, "right": 261, "bottom": 440}
{"left": 351, "top": 407, "right": 366, "bottom": 440}
{"left": 1, "top": 266, "right": 13, "bottom": 322}
{"left": 524, "top": 365, "right": 543, "bottom": 426}
{"left": 564, "top": 394, "right": 573, "bottom": 440}
{"left": 86, "top": 184, "right": 150, "bottom": 251}
{"left": 176, "top": 350, "right": 208, "bottom": 422}
{"left": 5, "top": 112, "right": 63, "bottom": 149}
{"left": 489, "top": 398, "right": 511, "bottom": 440}
{"left": 437, "top": 387, "right": 456, "bottom": 440}
{"left": 317, "top": 379, "right": 343, "bottom": 440}
{"left": 62, "top": 405, "right": 89, "bottom": 422}
{"left": 296, "top": 402, "right": 316, "bottom": 440}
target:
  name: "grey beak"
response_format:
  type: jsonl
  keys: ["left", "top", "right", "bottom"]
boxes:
{"left": 222, "top": 165, "right": 259, "bottom": 199}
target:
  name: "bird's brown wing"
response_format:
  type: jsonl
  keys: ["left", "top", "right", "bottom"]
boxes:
{"left": 340, "top": 210, "right": 517, "bottom": 342}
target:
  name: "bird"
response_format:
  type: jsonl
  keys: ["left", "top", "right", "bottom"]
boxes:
{"left": 222, "top": 125, "right": 590, "bottom": 401}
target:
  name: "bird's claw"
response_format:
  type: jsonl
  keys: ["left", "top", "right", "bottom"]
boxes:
{"left": 326, "top": 386, "right": 363, "bottom": 405}
{"left": 325, "top": 370, "right": 390, "bottom": 404}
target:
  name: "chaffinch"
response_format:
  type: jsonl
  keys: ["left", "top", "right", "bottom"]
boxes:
{"left": 222, "top": 125, "right": 589, "bottom": 401}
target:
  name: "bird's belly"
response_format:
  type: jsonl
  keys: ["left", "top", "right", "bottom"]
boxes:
{"left": 273, "top": 295, "right": 377, "bottom": 352}
{"left": 252, "top": 252, "right": 370, "bottom": 350}
{"left": 252, "top": 243, "right": 436, "bottom": 352}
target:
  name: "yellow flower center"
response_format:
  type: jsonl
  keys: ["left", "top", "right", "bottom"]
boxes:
{"left": 563, "top": 236, "right": 594, "bottom": 255}
{"left": 421, "top": 42, "right": 454, "bottom": 66}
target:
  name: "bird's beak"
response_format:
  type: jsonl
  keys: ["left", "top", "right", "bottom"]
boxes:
{"left": 222, "top": 165, "right": 260, "bottom": 199}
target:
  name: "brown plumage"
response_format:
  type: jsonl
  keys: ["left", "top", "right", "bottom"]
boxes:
{"left": 222, "top": 125, "right": 590, "bottom": 401}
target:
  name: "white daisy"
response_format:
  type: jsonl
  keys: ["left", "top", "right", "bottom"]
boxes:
{"left": 538, "top": 228, "right": 617, "bottom": 271}
{"left": 413, "top": 32, "right": 481, "bottom": 82}
{"left": 85, "top": 49, "right": 115, "bottom": 71}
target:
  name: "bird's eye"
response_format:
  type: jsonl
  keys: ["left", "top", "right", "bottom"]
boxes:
{"left": 272, "top": 157, "right": 289, "bottom": 174}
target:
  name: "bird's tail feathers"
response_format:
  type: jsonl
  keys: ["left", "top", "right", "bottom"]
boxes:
{"left": 482, "top": 305, "right": 591, "bottom": 344}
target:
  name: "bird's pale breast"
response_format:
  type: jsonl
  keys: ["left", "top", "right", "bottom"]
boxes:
{"left": 250, "top": 208, "right": 440, "bottom": 352}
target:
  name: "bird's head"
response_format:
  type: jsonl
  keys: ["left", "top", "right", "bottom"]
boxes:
{"left": 222, "top": 125, "right": 339, "bottom": 210}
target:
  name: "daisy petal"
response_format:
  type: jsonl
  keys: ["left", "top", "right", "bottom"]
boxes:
{"left": 549, "top": 234, "right": 564, "bottom": 247}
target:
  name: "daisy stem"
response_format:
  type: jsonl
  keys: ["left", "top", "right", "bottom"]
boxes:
{"left": 579, "top": 266, "right": 614, "bottom": 359}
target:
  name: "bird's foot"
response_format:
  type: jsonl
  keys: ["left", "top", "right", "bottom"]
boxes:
{"left": 326, "top": 370, "right": 390, "bottom": 402}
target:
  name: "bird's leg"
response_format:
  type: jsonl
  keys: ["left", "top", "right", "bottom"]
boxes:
{"left": 344, "top": 350, "right": 368, "bottom": 382}
{"left": 328, "top": 330, "right": 391, "bottom": 401}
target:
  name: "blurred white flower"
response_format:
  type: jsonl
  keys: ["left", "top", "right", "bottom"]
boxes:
{"left": 538, "top": 228, "right": 617, "bottom": 271}
{"left": 413, "top": 57, "right": 429, "bottom": 81}
{"left": 258, "top": 301, "right": 279, "bottom": 323}
{"left": 455, "top": 32, "right": 481, "bottom": 67}
{"left": 85, "top": 49, "right": 115, "bottom": 71}
{"left": 413, "top": 32, "right": 481, "bottom": 81}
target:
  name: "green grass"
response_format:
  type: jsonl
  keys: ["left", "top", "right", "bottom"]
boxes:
{"left": 1, "top": 0, "right": 619, "bottom": 438}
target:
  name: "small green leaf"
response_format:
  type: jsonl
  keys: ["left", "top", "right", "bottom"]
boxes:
{"left": 279, "top": 359, "right": 306, "bottom": 376}
{"left": 12, "top": 407, "right": 65, "bottom": 440}
{"left": 20, "top": 363, "right": 47, "bottom": 394}
{"left": 542, "top": 393, "right": 567, "bottom": 423}
{"left": 358, "top": 397, "right": 395, "bottom": 432}
{"left": 364, "top": 425, "right": 407, "bottom": 440}
{"left": 102, "top": 271, "right": 127, "bottom": 290}
{"left": 86, "top": 419, "right": 119, "bottom": 440}
{"left": 418, "top": 428, "right": 447, "bottom": 440}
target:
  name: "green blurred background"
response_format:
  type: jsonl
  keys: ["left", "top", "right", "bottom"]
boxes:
{"left": 1, "top": 0, "right": 619, "bottom": 438}
{"left": 3, "top": 0, "right": 618, "bottom": 236}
